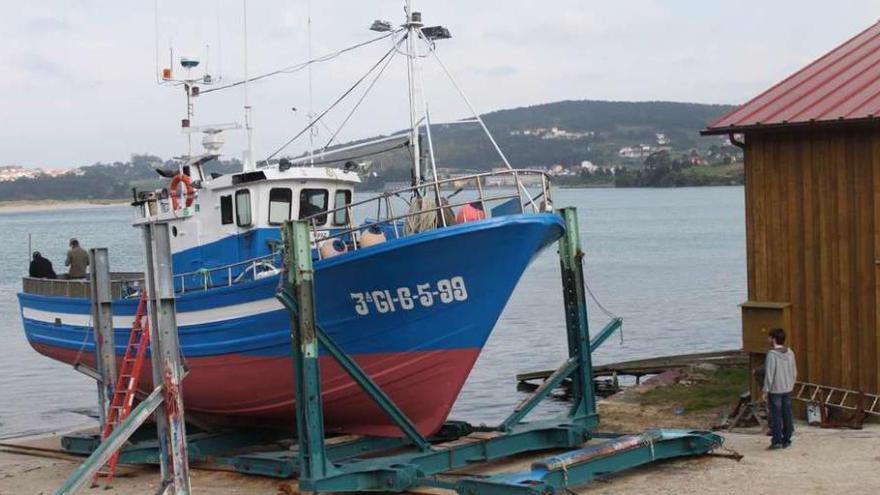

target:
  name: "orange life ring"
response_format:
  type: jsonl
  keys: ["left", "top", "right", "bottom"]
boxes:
{"left": 170, "top": 173, "right": 195, "bottom": 210}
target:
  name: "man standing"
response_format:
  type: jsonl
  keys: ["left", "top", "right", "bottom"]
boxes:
{"left": 29, "top": 251, "right": 57, "bottom": 279}
{"left": 65, "top": 238, "right": 89, "bottom": 279}
{"left": 764, "top": 328, "right": 797, "bottom": 449}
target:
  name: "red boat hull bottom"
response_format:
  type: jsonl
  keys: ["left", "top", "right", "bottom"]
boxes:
{"left": 32, "top": 343, "right": 480, "bottom": 437}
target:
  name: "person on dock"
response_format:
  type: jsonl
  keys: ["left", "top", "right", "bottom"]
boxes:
{"left": 764, "top": 328, "right": 797, "bottom": 450}
{"left": 28, "top": 251, "right": 57, "bottom": 279}
{"left": 64, "top": 238, "right": 89, "bottom": 279}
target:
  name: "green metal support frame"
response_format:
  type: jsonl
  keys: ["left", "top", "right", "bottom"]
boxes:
{"left": 270, "top": 210, "right": 723, "bottom": 493}
{"left": 558, "top": 207, "right": 596, "bottom": 420}
{"left": 282, "top": 220, "right": 334, "bottom": 484}
{"left": 454, "top": 429, "right": 723, "bottom": 494}
{"left": 277, "top": 210, "right": 611, "bottom": 492}
{"left": 60, "top": 209, "right": 720, "bottom": 493}
{"left": 499, "top": 318, "right": 622, "bottom": 432}
{"left": 280, "top": 221, "right": 435, "bottom": 487}
{"left": 56, "top": 208, "right": 724, "bottom": 494}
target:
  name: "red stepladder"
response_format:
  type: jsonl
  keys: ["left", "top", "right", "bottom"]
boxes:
{"left": 95, "top": 290, "right": 152, "bottom": 484}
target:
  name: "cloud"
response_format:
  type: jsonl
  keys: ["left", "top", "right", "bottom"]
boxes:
{"left": 465, "top": 65, "right": 519, "bottom": 77}
{"left": 14, "top": 52, "right": 67, "bottom": 78}
{"left": 26, "top": 17, "right": 73, "bottom": 34}
{"left": 2, "top": 0, "right": 880, "bottom": 168}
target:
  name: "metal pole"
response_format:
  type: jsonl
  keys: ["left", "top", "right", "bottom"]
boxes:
{"left": 147, "top": 222, "right": 192, "bottom": 494}
{"left": 404, "top": 0, "right": 422, "bottom": 186}
{"left": 557, "top": 207, "right": 596, "bottom": 418}
{"left": 88, "top": 248, "right": 116, "bottom": 430}
{"left": 55, "top": 387, "right": 165, "bottom": 495}
{"left": 424, "top": 106, "right": 445, "bottom": 227}
{"left": 142, "top": 226, "right": 172, "bottom": 484}
{"left": 242, "top": 0, "right": 255, "bottom": 171}
{"left": 425, "top": 44, "right": 537, "bottom": 209}
{"left": 282, "top": 220, "right": 331, "bottom": 483}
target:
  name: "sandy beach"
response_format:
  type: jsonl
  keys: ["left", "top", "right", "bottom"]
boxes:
{"left": 1, "top": 412, "right": 877, "bottom": 494}
{"left": 0, "top": 199, "right": 128, "bottom": 215}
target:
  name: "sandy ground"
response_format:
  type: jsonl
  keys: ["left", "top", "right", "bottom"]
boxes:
{"left": 0, "top": 199, "right": 127, "bottom": 215}
{"left": 574, "top": 419, "right": 880, "bottom": 495}
{"left": 1, "top": 365, "right": 872, "bottom": 494}
{"left": 2, "top": 414, "right": 878, "bottom": 494}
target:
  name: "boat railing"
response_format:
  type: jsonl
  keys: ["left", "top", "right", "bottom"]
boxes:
{"left": 301, "top": 168, "right": 553, "bottom": 260}
{"left": 20, "top": 252, "right": 284, "bottom": 299}
{"left": 173, "top": 251, "right": 282, "bottom": 294}
{"left": 21, "top": 272, "right": 145, "bottom": 300}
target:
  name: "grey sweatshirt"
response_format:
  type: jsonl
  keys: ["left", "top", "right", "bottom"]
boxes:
{"left": 764, "top": 346, "right": 797, "bottom": 394}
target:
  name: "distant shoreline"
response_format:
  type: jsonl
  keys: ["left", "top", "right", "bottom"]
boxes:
{"left": 0, "top": 184, "right": 748, "bottom": 214}
{"left": 0, "top": 199, "right": 129, "bottom": 215}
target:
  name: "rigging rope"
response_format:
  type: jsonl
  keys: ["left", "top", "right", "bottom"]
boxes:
{"left": 200, "top": 31, "right": 399, "bottom": 95}
{"left": 262, "top": 39, "right": 403, "bottom": 164}
{"left": 321, "top": 44, "right": 399, "bottom": 151}
{"left": 583, "top": 276, "right": 619, "bottom": 321}
{"left": 581, "top": 265, "right": 624, "bottom": 344}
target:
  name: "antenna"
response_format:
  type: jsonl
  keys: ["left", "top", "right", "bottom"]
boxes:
{"left": 154, "top": 0, "right": 160, "bottom": 83}
{"left": 216, "top": 0, "right": 223, "bottom": 81}
{"left": 169, "top": 43, "right": 174, "bottom": 80}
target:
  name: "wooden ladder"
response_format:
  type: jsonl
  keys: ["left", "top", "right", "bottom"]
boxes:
{"left": 793, "top": 381, "right": 880, "bottom": 416}
{"left": 96, "top": 291, "right": 152, "bottom": 483}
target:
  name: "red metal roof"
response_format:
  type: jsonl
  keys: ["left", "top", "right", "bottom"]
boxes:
{"left": 704, "top": 21, "right": 880, "bottom": 134}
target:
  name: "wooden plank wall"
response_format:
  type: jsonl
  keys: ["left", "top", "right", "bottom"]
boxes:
{"left": 744, "top": 128, "right": 880, "bottom": 394}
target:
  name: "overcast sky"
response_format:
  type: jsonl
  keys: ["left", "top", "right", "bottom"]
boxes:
{"left": 3, "top": 0, "right": 880, "bottom": 168}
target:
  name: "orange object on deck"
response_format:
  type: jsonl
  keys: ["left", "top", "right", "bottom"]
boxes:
{"left": 456, "top": 202, "right": 486, "bottom": 223}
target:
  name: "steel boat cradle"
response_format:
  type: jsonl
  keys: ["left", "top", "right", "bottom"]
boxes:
{"left": 25, "top": 3, "right": 726, "bottom": 493}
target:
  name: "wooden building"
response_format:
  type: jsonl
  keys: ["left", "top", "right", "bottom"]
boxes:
{"left": 703, "top": 22, "right": 880, "bottom": 399}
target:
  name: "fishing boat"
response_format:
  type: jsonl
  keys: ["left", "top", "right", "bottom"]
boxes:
{"left": 17, "top": 4, "right": 563, "bottom": 437}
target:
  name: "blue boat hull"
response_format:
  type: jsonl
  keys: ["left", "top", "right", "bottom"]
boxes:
{"left": 19, "top": 213, "right": 565, "bottom": 436}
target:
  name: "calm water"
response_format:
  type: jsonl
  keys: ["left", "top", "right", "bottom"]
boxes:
{"left": 0, "top": 187, "right": 745, "bottom": 438}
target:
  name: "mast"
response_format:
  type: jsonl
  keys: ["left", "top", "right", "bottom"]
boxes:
{"left": 242, "top": 0, "right": 255, "bottom": 171}
{"left": 307, "top": 0, "right": 315, "bottom": 166}
{"left": 404, "top": 0, "right": 422, "bottom": 187}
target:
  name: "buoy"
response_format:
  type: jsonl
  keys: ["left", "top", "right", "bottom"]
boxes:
{"left": 455, "top": 202, "right": 486, "bottom": 223}
{"left": 360, "top": 224, "right": 387, "bottom": 247}
{"left": 169, "top": 173, "right": 195, "bottom": 210}
{"left": 319, "top": 238, "right": 348, "bottom": 258}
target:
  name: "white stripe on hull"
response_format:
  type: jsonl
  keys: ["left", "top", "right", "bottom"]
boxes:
{"left": 21, "top": 297, "right": 284, "bottom": 328}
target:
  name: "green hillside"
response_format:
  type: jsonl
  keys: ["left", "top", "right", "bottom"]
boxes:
{"left": 0, "top": 100, "right": 736, "bottom": 201}
{"left": 354, "top": 100, "right": 735, "bottom": 172}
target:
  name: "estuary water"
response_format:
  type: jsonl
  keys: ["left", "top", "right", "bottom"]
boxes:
{"left": 0, "top": 187, "right": 745, "bottom": 438}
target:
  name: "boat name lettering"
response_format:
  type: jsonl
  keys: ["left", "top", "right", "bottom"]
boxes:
{"left": 350, "top": 277, "right": 468, "bottom": 315}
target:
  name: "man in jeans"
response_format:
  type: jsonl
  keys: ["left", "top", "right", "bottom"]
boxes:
{"left": 763, "top": 328, "right": 797, "bottom": 449}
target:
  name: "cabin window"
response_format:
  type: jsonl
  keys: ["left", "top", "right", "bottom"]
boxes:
{"left": 235, "top": 189, "right": 252, "bottom": 227}
{"left": 220, "top": 195, "right": 233, "bottom": 225}
{"left": 268, "top": 188, "right": 292, "bottom": 225}
{"left": 299, "top": 189, "right": 328, "bottom": 224}
{"left": 333, "top": 190, "right": 352, "bottom": 226}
